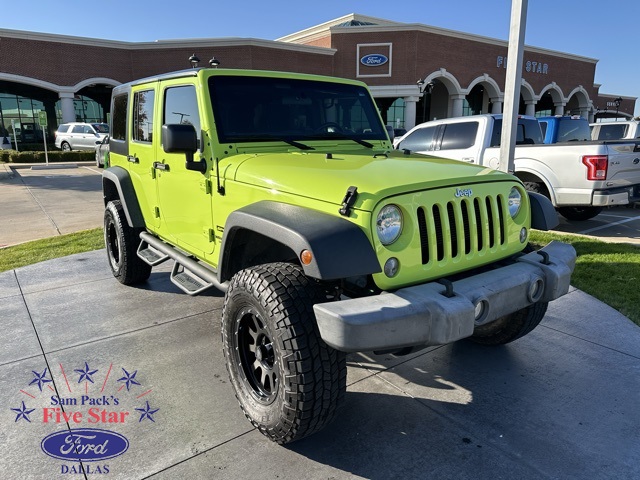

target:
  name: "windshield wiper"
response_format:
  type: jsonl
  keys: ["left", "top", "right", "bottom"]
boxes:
{"left": 231, "top": 135, "right": 314, "bottom": 151}
{"left": 281, "top": 138, "right": 315, "bottom": 150}
{"left": 313, "top": 134, "right": 374, "bottom": 148}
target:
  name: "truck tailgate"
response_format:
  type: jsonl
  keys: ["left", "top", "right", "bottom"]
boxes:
{"left": 604, "top": 141, "right": 640, "bottom": 186}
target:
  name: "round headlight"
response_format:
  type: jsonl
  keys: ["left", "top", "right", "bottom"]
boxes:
{"left": 508, "top": 187, "right": 522, "bottom": 218}
{"left": 376, "top": 204, "right": 403, "bottom": 245}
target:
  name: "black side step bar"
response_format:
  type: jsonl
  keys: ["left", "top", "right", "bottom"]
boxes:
{"left": 139, "top": 232, "right": 229, "bottom": 295}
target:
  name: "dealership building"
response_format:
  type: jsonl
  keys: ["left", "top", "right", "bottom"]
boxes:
{"left": 0, "top": 13, "right": 635, "bottom": 143}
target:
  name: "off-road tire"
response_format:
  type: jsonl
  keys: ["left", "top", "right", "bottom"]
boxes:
{"left": 470, "top": 302, "right": 548, "bottom": 345}
{"left": 221, "top": 262, "right": 347, "bottom": 444}
{"left": 557, "top": 206, "right": 602, "bottom": 221}
{"left": 104, "top": 200, "right": 151, "bottom": 285}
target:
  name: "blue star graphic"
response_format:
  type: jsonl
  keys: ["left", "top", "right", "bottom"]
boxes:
{"left": 29, "top": 368, "right": 52, "bottom": 392}
{"left": 11, "top": 401, "right": 35, "bottom": 423}
{"left": 74, "top": 362, "right": 98, "bottom": 384}
{"left": 135, "top": 401, "right": 159, "bottom": 423}
{"left": 117, "top": 368, "right": 141, "bottom": 391}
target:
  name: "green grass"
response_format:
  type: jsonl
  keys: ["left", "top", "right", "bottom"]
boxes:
{"left": 0, "top": 228, "right": 104, "bottom": 272}
{"left": 530, "top": 230, "right": 640, "bottom": 326}
{"left": 1, "top": 227, "right": 638, "bottom": 326}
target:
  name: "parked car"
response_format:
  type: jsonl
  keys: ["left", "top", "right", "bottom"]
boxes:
{"left": 95, "top": 135, "right": 109, "bottom": 167}
{"left": 55, "top": 122, "right": 109, "bottom": 151}
{"left": 538, "top": 116, "right": 591, "bottom": 144}
{"left": 590, "top": 120, "right": 640, "bottom": 141}
{"left": 102, "top": 68, "right": 575, "bottom": 444}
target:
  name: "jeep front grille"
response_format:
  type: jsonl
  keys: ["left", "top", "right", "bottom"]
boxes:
{"left": 417, "top": 195, "right": 506, "bottom": 265}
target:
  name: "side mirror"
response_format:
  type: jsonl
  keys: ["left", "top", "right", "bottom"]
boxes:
{"left": 162, "top": 124, "right": 206, "bottom": 173}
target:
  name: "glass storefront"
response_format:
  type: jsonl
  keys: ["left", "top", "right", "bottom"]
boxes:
{"left": 0, "top": 91, "right": 104, "bottom": 144}
{"left": 386, "top": 98, "right": 405, "bottom": 129}
{"left": 55, "top": 95, "right": 105, "bottom": 124}
{"left": 0, "top": 94, "right": 45, "bottom": 142}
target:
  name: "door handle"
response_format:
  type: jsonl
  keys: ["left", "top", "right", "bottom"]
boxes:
{"left": 127, "top": 155, "right": 139, "bottom": 163}
{"left": 153, "top": 162, "right": 169, "bottom": 171}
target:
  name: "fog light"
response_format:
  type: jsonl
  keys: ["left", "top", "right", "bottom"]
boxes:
{"left": 520, "top": 227, "right": 527, "bottom": 243}
{"left": 474, "top": 299, "right": 489, "bottom": 324}
{"left": 384, "top": 257, "right": 399, "bottom": 277}
{"left": 528, "top": 277, "right": 545, "bottom": 302}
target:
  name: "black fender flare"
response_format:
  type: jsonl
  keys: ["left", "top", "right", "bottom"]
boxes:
{"left": 528, "top": 191, "right": 559, "bottom": 231}
{"left": 219, "top": 201, "right": 381, "bottom": 282}
{"left": 102, "top": 167, "right": 145, "bottom": 228}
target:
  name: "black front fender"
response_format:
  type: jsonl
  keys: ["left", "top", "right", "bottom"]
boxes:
{"left": 528, "top": 191, "right": 559, "bottom": 231}
{"left": 220, "top": 201, "right": 381, "bottom": 282}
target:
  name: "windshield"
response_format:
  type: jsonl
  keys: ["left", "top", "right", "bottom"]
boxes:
{"left": 557, "top": 119, "right": 590, "bottom": 142}
{"left": 208, "top": 76, "right": 387, "bottom": 144}
{"left": 92, "top": 123, "right": 109, "bottom": 133}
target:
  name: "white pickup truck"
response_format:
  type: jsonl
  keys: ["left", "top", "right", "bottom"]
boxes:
{"left": 396, "top": 114, "right": 640, "bottom": 220}
{"left": 590, "top": 120, "right": 640, "bottom": 141}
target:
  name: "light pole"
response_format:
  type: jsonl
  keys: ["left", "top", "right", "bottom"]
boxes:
{"left": 614, "top": 97, "right": 622, "bottom": 120}
{"left": 416, "top": 79, "right": 434, "bottom": 124}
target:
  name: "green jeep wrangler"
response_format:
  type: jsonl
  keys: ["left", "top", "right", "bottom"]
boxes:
{"left": 102, "top": 67, "right": 576, "bottom": 444}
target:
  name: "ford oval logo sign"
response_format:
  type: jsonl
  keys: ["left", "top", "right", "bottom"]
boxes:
{"left": 360, "top": 54, "right": 388, "bottom": 67}
{"left": 41, "top": 428, "right": 129, "bottom": 462}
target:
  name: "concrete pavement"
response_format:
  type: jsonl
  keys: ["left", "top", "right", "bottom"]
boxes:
{"left": 0, "top": 163, "right": 103, "bottom": 248}
{"left": 1, "top": 249, "right": 639, "bottom": 479}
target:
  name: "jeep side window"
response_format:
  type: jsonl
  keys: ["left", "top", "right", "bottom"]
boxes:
{"left": 133, "top": 89, "right": 155, "bottom": 143}
{"left": 111, "top": 94, "right": 127, "bottom": 141}
{"left": 72, "top": 125, "right": 84, "bottom": 134}
{"left": 163, "top": 85, "right": 201, "bottom": 147}
{"left": 397, "top": 126, "right": 437, "bottom": 152}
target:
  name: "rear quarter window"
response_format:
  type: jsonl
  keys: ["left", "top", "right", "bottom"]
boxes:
{"left": 439, "top": 122, "right": 478, "bottom": 150}
{"left": 111, "top": 94, "right": 128, "bottom": 141}
{"left": 57, "top": 124, "right": 70, "bottom": 133}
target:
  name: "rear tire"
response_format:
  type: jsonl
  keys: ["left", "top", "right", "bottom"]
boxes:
{"left": 557, "top": 206, "right": 602, "bottom": 221}
{"left": 104, "top": 200, "right": 151, "bottom": 285}
{"left": 470, "top": 302, "right": 548, "bottom": 345}
{"left": 61, "top": 141, "right": 71, "bottom": 152}
{"left": 221, "top": 262, "right": 346, "bottom": 444}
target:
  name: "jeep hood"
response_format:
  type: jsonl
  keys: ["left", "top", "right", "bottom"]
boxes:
{"left": 225, "top": 150, "right": 513, "bottom": 212}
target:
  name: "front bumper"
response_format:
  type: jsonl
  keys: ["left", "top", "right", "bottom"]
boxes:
{"left": 313, "top": 241, "right": 576, "bottom": 352}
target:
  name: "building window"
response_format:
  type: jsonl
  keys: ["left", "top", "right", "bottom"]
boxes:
{"left": 54, "top": 95, "right": 104, "bottom": 124}
{"left": 0, "top": 93, "right": 45, "bottom": 143}
{"left": 386, "top": 98, "right": 405, "bottom": 129}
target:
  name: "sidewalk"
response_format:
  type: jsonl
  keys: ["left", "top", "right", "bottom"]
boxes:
{"left": 1, "top": 249, "right": 639, "bottom": 479}
{"left": 0, "top": 162, "right": 102, "bottom": 248}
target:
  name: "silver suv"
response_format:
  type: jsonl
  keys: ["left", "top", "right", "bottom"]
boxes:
{"left": 55, "top": 122, "right": 109, "bottom": 151}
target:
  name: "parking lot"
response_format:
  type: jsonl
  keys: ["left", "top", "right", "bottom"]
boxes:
{"left": 1, "top": 162, "right": 639, "bottom": 479}
{"left": 0, "top": 163, "right": 103, "bottom": 248}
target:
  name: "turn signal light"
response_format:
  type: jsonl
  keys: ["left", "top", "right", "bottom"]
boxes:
{"left": 582, "top": 155, "right": 608, "bottom": 180}
{"left": 300, "top": 250, "right": 313, "bottom": 265}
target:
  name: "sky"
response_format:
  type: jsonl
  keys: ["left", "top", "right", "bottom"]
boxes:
{"left": 3, "top": 0, "right": 639, "bottom": 116}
